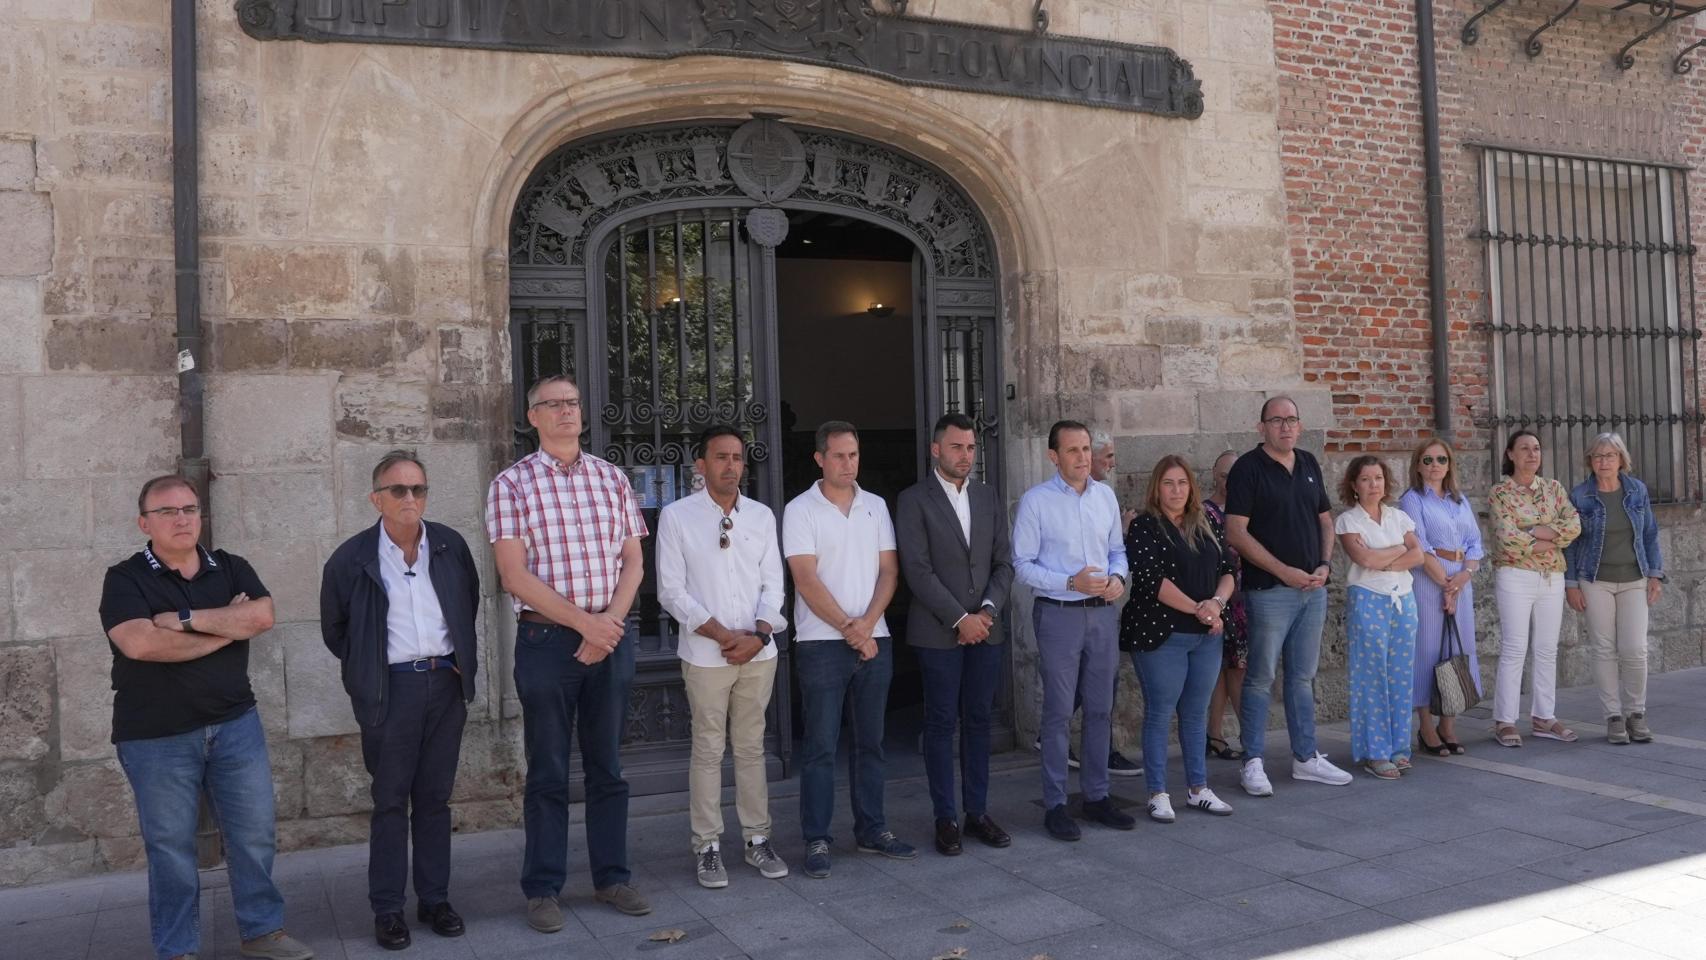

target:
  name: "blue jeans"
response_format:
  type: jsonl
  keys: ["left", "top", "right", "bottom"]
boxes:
{"left": 116, "top": 707, "right": 283, "bottom": 960}
{"left": 796, "top": 637, "right": 893, "bottom": 845}
{"left": 514, "top": 620, "right": 635, "bottom": 896}
{"left": 916, "top": 641, "right": 1002, "bottom": 821}
{"left": 1134, "top": 631, "right": 1222, "bottom": 796}
{"left": 1239, "top": 586, "right": 1327, "bottom": 761}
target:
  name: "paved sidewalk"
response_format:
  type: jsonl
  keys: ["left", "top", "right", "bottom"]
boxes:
{"left": 8, "top": 668, "right": 1706, "bottom": 960}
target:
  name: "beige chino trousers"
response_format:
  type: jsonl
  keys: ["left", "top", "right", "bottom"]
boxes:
{"left": 1581, "top": 578, "right": 1650, "bottom": 718}
{"left": 682, "top": 657, "right": 777, "bottom": 852}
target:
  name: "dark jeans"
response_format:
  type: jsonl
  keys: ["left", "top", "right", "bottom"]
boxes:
{"left": 916, "top": 641, "right": 1002, "bottom": 821}
{"left": 796, "top": 637, "right": 893, "bottom": 845}
{"left": 359, "top": 669, "right": 467, "bottom": 915}
{"left": 514, "top": 620, "right": 635, "bottom": 897}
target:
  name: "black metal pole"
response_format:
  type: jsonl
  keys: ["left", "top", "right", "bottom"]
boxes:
{"left": 1415, "top": 0, "right": 1452, "bottom": 434}
{"left": 171, "top": 0, "right": 209, "bottom": 531}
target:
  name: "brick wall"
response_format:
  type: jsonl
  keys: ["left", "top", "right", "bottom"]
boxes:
{"left": 1271, "top": 0, "right": 1706, "bottom": 686}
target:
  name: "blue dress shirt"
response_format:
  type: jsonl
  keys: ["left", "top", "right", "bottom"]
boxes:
{"left": 1012, "top": 473, "right": 1128, "bottom": 600}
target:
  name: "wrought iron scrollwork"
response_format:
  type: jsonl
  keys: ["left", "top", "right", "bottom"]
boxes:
{"left": 1032, "top": 0, "right": 1049, "bottom": 34}
{"left": 1678, "top": 37, "right": 1706, "bottom": 73}
{"left": 1617, "top": 0, "right": 1678, "bottom": 70}
{"left": 1461, "top": 0, "right": 1513, "bottom": 45}
{"left": 1525, "top": 0, "right": 1580, "bottom": 57}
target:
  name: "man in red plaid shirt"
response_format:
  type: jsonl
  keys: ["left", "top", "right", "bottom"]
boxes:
{"left": 486, "top": 375, "right": 652, "bottom": 934}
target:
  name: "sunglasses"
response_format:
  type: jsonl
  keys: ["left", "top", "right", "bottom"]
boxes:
{"left": 1421, "top": 455, "right": 1450, "bottom": 466}
{"left": 375, "top": 484, "right": 430, "bottom": 500}
{"left": 718, "top": 515, "right": 733, "bottom": 549}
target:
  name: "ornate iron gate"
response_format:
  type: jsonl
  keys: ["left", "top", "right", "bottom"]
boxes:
{"left": 508, "top": 119, "right": 1002, "bottom": 794}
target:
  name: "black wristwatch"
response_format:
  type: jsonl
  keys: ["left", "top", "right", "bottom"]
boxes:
{"left": 178, "top": 608, "right": 194, "bottom": 632}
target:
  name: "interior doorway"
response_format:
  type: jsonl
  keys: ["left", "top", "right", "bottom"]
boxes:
{"left": 773, "top": 211, "right": 927, "bottom": 747}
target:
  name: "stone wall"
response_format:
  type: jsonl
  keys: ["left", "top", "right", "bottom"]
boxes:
{"left": 0, "top": 0, "right": 1305, "bottom": 883}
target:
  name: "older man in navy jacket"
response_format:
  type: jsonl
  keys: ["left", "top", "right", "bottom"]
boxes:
{"left": 322, "top": 449, "right": 481, "bottom": 951}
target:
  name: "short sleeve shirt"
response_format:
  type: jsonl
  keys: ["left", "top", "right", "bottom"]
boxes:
{"left": 97, "top": 544, "right": 271, "bottom": 742}
{"left": 1334, "top": 504, "right": 1417, "bottom": 596}
{"left": 782, "top": 482, "right": 897, "bottom": 642}
{"left": 1224, "top": 445, "right": 1332, "bottom": 591}
{"left": 486, "top": 449, "right": 649, "bottom": 614}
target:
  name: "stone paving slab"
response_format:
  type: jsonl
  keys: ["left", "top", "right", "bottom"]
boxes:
{"left": 10, "top": 668, "right": 1706, "bottom": 959}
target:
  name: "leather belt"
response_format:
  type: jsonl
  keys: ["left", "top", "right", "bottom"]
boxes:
{"left": 1433, "top": 549, "right": 1465, "bottom": 562}
{"left": 1037, "top": 596, "right": 1110, "bottom": 608}
{"left": 389, "top": 654, "right": 457, "bottom": 673}
{"left": 518, "top": 610, "right": 560, "bottom": 626}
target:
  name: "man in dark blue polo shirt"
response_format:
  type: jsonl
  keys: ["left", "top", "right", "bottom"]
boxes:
{"left": 1223, "top": 397, "right": 1354, "bottom": 796}
{"left": 99, "top": 475, "right": 314, "bottom": 960}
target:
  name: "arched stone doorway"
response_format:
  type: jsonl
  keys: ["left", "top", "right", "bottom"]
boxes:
{"left": 506, "top": 117, "right": 1005, "bottom": 795}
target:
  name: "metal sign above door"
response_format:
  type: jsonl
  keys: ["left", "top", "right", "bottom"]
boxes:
{"left": 234, "top": 0, "right": 1204, "bottom": 118}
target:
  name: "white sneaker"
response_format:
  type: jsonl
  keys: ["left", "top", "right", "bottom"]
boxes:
{"left": 1186, "top": 787, "right": 1234, "bottom": 816}
{"left": 1291, "top": 752, "right": 1354, "bottom": 786}
{"left": 1147, "top": 793, "right": 1175, "bottom": 823}
{"left": 1241, "top": 758, "right": 1274, "bottom": 797}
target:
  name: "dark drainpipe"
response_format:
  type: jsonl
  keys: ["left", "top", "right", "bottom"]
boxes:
{"left": 172, "top": 0, "right": 210, "bottom": 533}
{"left": 1415, "top": 0, "right": 1453, "bottom": 434}
{"left": 172, "top": 0, "right": 222, "bottom": 867}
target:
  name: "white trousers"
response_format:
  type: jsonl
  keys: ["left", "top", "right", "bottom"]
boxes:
{"left": 1581, "top": 578, "right": 1650, "bottom": 718}
{"left": 1493, "top": 567, "right": 1565, "bottom": 724}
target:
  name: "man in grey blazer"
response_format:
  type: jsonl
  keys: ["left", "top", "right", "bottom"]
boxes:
{"left": 897, "top": 413, "right": 1015, "bottom": 856}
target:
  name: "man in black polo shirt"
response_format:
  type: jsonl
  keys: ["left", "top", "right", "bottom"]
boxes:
{"left": 99, "top": 475, "right": 314, "bottom": 960}
{"left": 1223, "top": 397, "right": 1354, "bottom": 796}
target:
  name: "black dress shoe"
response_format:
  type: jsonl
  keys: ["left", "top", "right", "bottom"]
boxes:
{"left": 934, "top": 818, "right": 963, "bottom": 856}
{"left": 1044, "top": 803, "right": 1081, "bottom": 841}
{"left": 963, "top": 813, "right": 1011, "bottom": 848}
{"left": 417, "top": 901, "right": 465, "bottom": 938}
{"left": 375, "top": 911, "right": 411, "bottom": 950}
{"left": 1082, "top": 797, "right": 1136, "bottom": 831}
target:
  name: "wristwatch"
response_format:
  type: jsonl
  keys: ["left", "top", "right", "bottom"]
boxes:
{"left": 178, "top": 608, "right": 194, "bottom": 633}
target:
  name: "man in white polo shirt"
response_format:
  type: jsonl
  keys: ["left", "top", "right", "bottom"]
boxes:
{"left": 656, "top": 425, "right": 790, "bottom": 890}
{"left": 783, "top": 420, "right": 917, "bottom": 879}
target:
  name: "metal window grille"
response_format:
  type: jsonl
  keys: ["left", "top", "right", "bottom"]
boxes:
{"left": 1476, "top": 146, "right": 1703, "bottom": 502}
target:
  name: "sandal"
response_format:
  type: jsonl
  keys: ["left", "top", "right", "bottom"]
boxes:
{"left": 1531, "top": 719, "right": 1578, "bottom": 743}
{"left": 1416, "top": 732, "right": 1451, "bottom": 758}
{"left": 1207, "top": 737, "right": 1243, "bottom": 761}
{"left": 1494, "top": 724, "right": 1523, "bottom": 748}
{"left": 1393, "top": 756, "right": 1412, "bottom": 772}
{"left": 1364, "top": 760, "right": 1401, "bottom": 780}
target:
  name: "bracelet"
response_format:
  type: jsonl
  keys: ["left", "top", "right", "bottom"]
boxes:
{"left": 1211, "top": 595, "right": 1227, "bottom": 608}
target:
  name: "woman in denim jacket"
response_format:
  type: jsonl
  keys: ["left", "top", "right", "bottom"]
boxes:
{"left": 1564, "top": 432, "right": 1665, "bottom": 745}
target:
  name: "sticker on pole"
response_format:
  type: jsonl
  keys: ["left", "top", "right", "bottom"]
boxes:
{"left": 177, "top": 350, "right": 195, "bottom": 373}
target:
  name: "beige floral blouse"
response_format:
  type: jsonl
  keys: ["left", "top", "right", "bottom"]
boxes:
{"left": 1488, "top": 476, "right": 1581, "bottom": 574}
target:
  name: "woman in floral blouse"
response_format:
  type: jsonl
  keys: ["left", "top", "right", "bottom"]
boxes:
{"left": 1488, "top": 430, "right": 1582, "bottom": 748}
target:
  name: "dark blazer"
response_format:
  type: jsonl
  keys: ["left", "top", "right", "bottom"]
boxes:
{"left": 896, "top": 473, "right": 1014, "bottom": 649}
{"left": 320, "top": 520, "right": 481, "bottom": 728}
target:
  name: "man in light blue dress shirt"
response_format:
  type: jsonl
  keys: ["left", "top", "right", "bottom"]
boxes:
{"left": 1012, "top": 420, "right": 1138, "bottom": 840}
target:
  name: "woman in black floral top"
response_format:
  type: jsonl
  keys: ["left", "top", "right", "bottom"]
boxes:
{"left": 1203, "top": 450, "right": 1248, "bottom": 760}
{"left": 1120, "top": 454, "right": 1238, "bottom": 823}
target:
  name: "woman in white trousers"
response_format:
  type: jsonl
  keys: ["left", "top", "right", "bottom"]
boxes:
{"left": 1488, "top": 430, "right": 1581, "bottom": 748}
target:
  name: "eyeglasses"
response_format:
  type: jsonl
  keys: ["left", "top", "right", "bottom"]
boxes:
{"left": 375, "top": 484, "right": 430, "bottom": 500}
{"left": 1591, "top": 453, "right": 1622, "bottom": 462}
{"left": 142, "top": 505, "right": 200, "bottom": 519}
{"left": 530, "top": 398, "right": 581, "bottom": 412}
{"left": 718, "top": 515, "right": 733, "bottom": 550}
{"left": 1421, "top": 455, "right": 1450, "bottom": 466}
{"left": 1262, "top": 416, "right": 1302, "bottom": 428}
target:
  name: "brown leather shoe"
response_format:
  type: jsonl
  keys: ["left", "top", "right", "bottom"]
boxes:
{"left": 963, "top": 813, "right": 1011, "bottom": 848}
{"left": 934, "top": 818, "right": 962, "bottom": 856}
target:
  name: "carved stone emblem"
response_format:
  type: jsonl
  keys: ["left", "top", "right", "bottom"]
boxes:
{"left": 728, "top": 119, "right": 807, "bottom": 204}
{"left": 744, "top": 207, "right": 790, "bottom": 248}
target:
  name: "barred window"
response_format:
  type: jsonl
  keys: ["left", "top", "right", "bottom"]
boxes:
{"left": 1476, "top": 147, "right": 1703, "bottom": 502}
